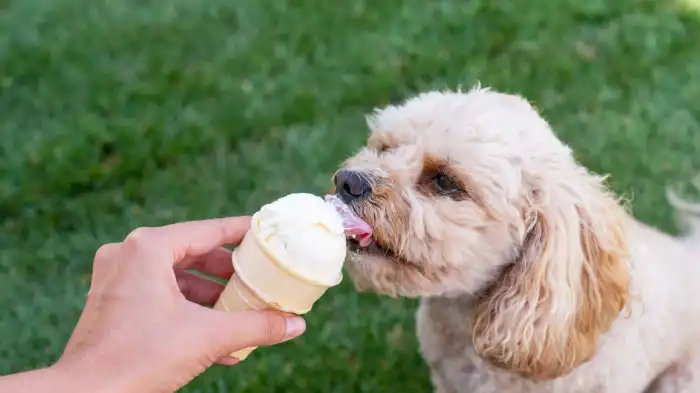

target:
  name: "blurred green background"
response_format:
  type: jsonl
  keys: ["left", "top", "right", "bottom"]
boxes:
{"left": 1, "top": 0, "right": 699, "bottom": 391}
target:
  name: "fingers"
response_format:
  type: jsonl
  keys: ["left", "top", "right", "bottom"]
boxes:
{"left": 122, "top": 216, "right": 252, "bottom": 264}
{"left": 226, "top": 310, "right": 306, "bottom": 348}
{"left": 202, "top": 310, "right": 306, "bottom": 357}
{"left": 178, "top": 247, "right": 235, "bottom": 280}
{"left": 215, "top": 356, "right": 240, "bottom": 366}
{"left": 175, "top": 270, "right": 226, "bottom": 306}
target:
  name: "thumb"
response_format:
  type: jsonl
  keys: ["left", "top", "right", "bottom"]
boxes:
{"left": 201, "top": 309, "right": 306, "bottom": 357}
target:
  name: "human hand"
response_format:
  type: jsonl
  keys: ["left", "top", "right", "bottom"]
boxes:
{"left": 53, "top": 217, "right": 306, "bottom": 393}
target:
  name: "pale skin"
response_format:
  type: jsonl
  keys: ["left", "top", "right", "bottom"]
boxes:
{"left": 0, "top": 217, "right": 307, "bottom": 393}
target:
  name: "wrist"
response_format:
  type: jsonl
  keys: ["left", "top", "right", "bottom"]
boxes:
{"left": 49, "top": 359, "right": 137, "bottom": 393}
{"left": 46, "top": 365, "right": 100, "bottom": 393}
{"left": 51, "top": 351, "right": 185, "bottom": 393}
{"left": 0, "top": 365, "right": 113, "bottom": 393}
{"left": 47, "top": 363, "right": 112, "bottom": 393}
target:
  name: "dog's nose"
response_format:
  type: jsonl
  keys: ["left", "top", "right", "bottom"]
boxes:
{"left": 334, "top": 170, "right": 371, "bottom": 203}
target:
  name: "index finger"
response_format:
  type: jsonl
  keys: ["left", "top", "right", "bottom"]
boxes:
{"left": 124, "top": 216, "right": 252, "bottom": 265}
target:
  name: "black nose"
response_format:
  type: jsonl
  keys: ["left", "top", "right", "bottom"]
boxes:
{"left": 334, "top": 170, "right": 371, "bottom": 203}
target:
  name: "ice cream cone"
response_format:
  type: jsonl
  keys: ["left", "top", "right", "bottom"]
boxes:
{"left": 213, "top": 212, "right": 343, "bottom": 360}
{"left": 213, "top": 272, "right": 268, "bottom": 360}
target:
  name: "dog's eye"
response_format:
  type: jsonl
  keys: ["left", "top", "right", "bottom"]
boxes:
{"left": 433, "top": 173, "right": 462, "bottom": 194}
{"left": 377, "top": 144, "right": 390, "bottom": 153}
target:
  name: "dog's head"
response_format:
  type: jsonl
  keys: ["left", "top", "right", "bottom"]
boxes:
{"left": 331, "top": 87, "right": 631, "bottom": 380}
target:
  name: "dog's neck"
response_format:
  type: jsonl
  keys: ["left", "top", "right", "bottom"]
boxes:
{"left": 426, "top": 292, "right": 478, "bottom": 314}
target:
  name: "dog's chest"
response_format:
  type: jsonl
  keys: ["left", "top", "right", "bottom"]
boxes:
{"left": 415, "top": 298, "right": 655, "bottom": 393}
{"left": 416, "top": 298, "right": 541, "bottom": 392}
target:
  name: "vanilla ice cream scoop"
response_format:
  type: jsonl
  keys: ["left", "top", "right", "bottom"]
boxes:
{"left": 254, "top": 193, "right": 347, "bottom": 285}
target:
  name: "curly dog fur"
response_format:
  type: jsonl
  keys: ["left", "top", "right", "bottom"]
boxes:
{"left": 335, "top": 87, "right": 700, "bottom": 393}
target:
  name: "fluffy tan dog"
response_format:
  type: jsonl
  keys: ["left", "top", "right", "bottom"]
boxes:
{"left": 331, "top": 86, "right": 700, "bottom": 393}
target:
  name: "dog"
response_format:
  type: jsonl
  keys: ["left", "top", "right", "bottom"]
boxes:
{"left": 330, "top": 86, "right": 700, "bottom": 393}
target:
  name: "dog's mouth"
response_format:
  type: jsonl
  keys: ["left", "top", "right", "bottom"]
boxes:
{"left": 325, "top": 194, "right": 396, "bottom": 258}
{"left": 347, "top": 235, "right": 396, "bottom": 257}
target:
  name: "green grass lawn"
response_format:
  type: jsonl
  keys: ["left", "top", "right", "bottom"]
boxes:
{"left": 1, "top": 0, "right": 699, "bottom": 391}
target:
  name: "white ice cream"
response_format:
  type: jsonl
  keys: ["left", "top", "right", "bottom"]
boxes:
{"left": 253, "top": 193, "right": 347, "bottom": 284}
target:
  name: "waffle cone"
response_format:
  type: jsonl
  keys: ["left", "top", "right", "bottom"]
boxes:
{"left": 213, "top": 219, "right": 341, "bottom": 360}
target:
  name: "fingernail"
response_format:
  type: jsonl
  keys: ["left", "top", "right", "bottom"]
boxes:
{"left": 217, "top": 356, "right": 240, "bottom": 366}
{"left": 284, "top": 316, "right": 306, "bottom": 339}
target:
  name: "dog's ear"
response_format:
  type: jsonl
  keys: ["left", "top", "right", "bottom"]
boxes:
{"left": 471, "top": 170, "right": 630, "bottom": 380}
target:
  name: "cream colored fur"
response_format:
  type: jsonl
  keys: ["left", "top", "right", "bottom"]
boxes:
{"left": 337, "top": 87, "right": 700, "bottom": 393}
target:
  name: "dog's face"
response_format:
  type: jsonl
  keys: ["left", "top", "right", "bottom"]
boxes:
{"left": 333, "top": 88, "right": 631, "bottom": 380}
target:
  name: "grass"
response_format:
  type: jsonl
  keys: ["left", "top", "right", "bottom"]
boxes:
{"left": 1, "top": 0, "right": 699, "bottom": 391}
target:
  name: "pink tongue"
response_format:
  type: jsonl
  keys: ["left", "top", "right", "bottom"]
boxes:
{"left": 324, "top": 194, "right": 374, "bottom": 247}
{"left": 343, "top": 218, "right": 374, "bottom": 247}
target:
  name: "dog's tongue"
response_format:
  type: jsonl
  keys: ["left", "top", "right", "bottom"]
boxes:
{"left": 343, "top": 220, "right": 374, "bottom": 247}
{"left": 324, "top": 194, "right": 374, "bottom": 247}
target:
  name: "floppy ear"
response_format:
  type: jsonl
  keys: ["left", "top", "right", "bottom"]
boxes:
{"left": 471, "top": 170, "right": 631, "bottom": 380}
